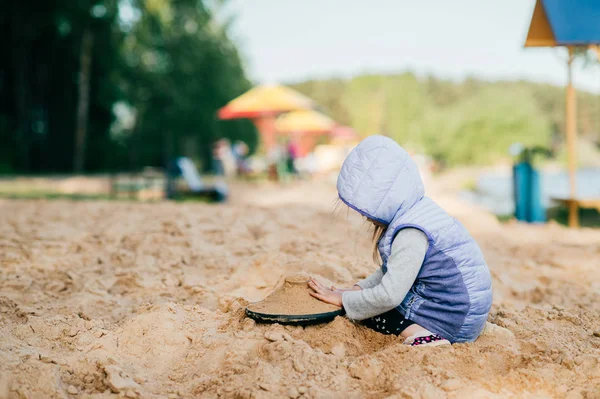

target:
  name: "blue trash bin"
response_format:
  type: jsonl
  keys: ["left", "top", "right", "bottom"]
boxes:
{"left": 513, "top": 161, "right": 545, "bottom": 223}
{"left": 529, "top": 168, "right": 545, "bottom": 223}
{"left": 513, "top": 162, "right": 530, "bottom": 222}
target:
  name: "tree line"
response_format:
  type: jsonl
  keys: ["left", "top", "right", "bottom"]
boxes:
{"left": 291, "top": 73, "right": 600, "bottom": 166}
{"left": 2, "top": 1, "right": 599, "bottom": 174}
{"left": 0, "top": 0, "right": 256, "bottom": 174}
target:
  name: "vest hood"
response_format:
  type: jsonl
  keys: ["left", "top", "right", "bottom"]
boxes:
{"left": 337, "top": 135, "right": 424, "bottom": 224}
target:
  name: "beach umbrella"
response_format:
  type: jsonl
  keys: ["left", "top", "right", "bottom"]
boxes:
{"left": 217, "top": 84, "right": 315, "bottom": 150}
{"left": 274, "top": 110, "right": 337, "bottom": 157}
{"left": 524, "top": 0, "right": 600, "bottom": 227}
{"left": 218, "top": 84, "right": 315, "bottom": 120}
{"left": 274, "top": 109, "right": 336, "bottom": 134}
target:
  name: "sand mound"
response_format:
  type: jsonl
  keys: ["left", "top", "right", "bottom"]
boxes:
{"left": 1, "top": 182, "right": 599, "bottom": 398}
{"left": 247, "top": 274, "right": 340, "bottom": 315}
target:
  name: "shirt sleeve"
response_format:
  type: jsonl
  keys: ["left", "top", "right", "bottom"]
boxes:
{"left": 355, "top": 269, "right": 384, "bottom": 290}
{"left": 342, "top": 228, "right": 429, "bottom": 321}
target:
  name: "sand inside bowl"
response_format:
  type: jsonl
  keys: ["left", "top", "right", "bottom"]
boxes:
{"left": 246, "top": 274, "right": 341, "bottom": 315}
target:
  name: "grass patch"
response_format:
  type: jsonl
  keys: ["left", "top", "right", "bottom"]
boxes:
{"left": 0, "top": 192, "right": 115, "bottom": 201}
{"left": 547, "top": 206, "right": 600, "bottom": 228}
{"left": 496, "top": 214, "right": 514, "bottom": 223}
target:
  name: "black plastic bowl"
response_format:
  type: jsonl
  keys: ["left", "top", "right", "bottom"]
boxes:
{"left": 245, "top": 307, "right": 344, "bottom": 326}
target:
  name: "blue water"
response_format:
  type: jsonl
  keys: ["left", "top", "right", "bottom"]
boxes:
{"left": 461, "top": 168, "right": 600, "bottom": 215}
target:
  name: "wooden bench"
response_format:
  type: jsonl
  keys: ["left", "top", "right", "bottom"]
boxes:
{"left": 110, "top": 170, "right": 164, "bottom": 201}
{"left": 551, "top": 197, "right": 600, "bottom": 227}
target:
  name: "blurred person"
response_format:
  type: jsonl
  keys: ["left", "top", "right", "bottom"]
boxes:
{"left": 166, "top": 157, "right": 228, "bottom": 202}
{"left": 233, "top": 140, "right": 250, "bottom": 175}
{"left": 220, "top": 139, "right": 237, "bottom": 178}
{"left": 287, "top": 139, "right": 299, "bottom": 175}
{"left": 267, "top": 143, "right": 284, "bottom": 181}
{"left": 308, "top": 135, "right": 493, "bottom": 347}
{"left": 212, "top": 138, "right": 236, "bottom": 178}
{"left": 212, "top": 139, "right": 225, "bottom": 176}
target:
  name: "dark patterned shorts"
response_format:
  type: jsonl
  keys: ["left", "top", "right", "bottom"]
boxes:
{"left": 362, "top": 308, "right": 415, "bottom": 335}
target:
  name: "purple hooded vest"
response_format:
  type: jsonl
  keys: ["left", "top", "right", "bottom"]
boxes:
{"left": 337, "top": 135, "right": 492, "bottom": 343}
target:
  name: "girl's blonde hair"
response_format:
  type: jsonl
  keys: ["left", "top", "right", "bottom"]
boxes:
{"left": 370, "top": 221, "right": 387, "bottom": 265}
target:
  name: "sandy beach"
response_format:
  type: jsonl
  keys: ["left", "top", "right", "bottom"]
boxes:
{"left": 1, "top": 177, "right": 599, "bottom": 398}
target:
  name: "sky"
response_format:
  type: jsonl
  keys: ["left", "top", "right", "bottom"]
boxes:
{"left": 227, "top": 0, "right": 600, "bottom": 92}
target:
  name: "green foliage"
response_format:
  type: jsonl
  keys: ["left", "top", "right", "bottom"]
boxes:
{"left": 119, "top": 0, "right": 256, "bottom": 170}
{"left": 112, "top": 0, "right": 258, "bottom": 171}
{"left": 1, "top": 0, "right": 256, "bottom": 174}
{"left": 421, "top": 86, "right": 550, "bottom": 165}
{"left": 2, "top": 0, "right": 599, "bottom": 173}
{"left": 291, "top": 74, "right": 600, "bottom": 166}
{"left": 1, "top": 0, "right": 124, "bottom": 173}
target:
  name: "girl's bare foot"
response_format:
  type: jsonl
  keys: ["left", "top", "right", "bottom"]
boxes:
{"left": 479, "top": 321, "right": 514, "bottom": 339}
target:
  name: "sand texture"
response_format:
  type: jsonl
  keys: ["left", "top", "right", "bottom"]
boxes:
{"left": 247, "top": 274, "right": 341, "bottom": 316}
{"left": 1, "top": 179, "right": 599, "bottom": 398}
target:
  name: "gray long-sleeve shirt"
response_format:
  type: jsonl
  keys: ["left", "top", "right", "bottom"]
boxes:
{"left": 342, "top": 228, "right": 429, "bottom": 320}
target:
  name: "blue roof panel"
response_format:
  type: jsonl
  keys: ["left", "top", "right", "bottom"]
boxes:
{"left": 543, "top": 0, "right": 600, "bottom": 45}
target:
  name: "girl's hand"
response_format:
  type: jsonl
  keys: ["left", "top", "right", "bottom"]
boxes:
{"left": 308, "top": 277, "right": 343, "bottom": 307}
{"left": 330, "top": 285, "right": 362, "bottom": 293}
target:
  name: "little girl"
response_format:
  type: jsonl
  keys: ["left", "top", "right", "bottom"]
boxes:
{"left": 308, "top": 135, "right": 493, "bottom": 347}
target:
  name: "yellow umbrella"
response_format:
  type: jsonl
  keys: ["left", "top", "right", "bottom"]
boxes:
{"left": 275, "top": 110, "right": 336, "bottom": 134}
{"left": 275, "top": 110, "right": 337, "bottom": 157}
{"left": 218, "top": 84, "right": 314, "bottom": 120}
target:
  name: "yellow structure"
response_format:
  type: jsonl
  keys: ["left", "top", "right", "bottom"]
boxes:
{"left": 218, "top": 84, "right": 314, "bottom": 120}
{"left": 274, "top": 110, "right": 335, "bottom": 134}
{"left": 524, "top": 0, "right": 557, "bottom": 47}
{"left": 217, "top": 84, "right": 317, "bottom": 152}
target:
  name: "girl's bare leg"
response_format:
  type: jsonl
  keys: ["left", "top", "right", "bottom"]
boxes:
{"left": 400, "top": 323, "right": 431, "bottom": 339}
